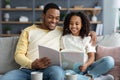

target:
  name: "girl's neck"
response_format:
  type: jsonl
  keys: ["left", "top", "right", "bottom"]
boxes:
{"left": 71, "top": 33, "right": 79, "bottom": 36}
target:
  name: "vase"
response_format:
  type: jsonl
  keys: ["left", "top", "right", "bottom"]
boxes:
{"left": 4, "top": 13, "right": 10, "bottom": 21}
{"left": 92, "top": 15, "right": 97, "bottom": 22}
{"left": 6, "top": 30, "right": 11, "bottom": 34}
{"left": 5, "top": 4, "right": 11, "bottom": 8}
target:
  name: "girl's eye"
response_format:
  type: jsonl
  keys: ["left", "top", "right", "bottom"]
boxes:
{"left": 70, "top": 23, "right": 73, "bottom": 25}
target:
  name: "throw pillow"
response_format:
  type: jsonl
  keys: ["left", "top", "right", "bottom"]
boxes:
{"left": 97, "top": 33, "right": 120, "bottom": 47}
{"left": 96, "top": 45, "right": 120, "bottom": 80}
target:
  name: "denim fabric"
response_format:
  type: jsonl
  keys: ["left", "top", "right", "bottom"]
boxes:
{"left": 65, "top": 70, "right": 90, "bottom": 80}
{"left": 65, "top": 56, "right": 114, "bottom": 79}
{"left": 87, "top": 56, "right": 114, "bottom": 78}
{"left": 1, "top": 66, "right": 65, "bottom": 80}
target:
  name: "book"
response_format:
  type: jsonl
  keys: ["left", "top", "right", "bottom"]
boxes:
{"left": 96, "top": 23, "right": 103, "bottom": 36}
{"left": 38, "top": 45, "right": 85, "bottom": 70}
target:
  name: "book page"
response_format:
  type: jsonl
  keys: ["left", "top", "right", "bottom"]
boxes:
{"left": 61, "top": 49, "right": 84, "bottom": 71}
{"left": 38, "top": 45, "right": 61, "bottom": 66}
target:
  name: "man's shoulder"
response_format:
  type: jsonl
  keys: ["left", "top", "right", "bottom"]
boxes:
{"left": 56, "top": 26, "right": 63, "bottom": 31}
{"left": 24, "top": 24, "right": 38, "bottom": 31}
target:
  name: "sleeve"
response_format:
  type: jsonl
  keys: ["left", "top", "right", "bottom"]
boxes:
{"left": 14, "top": 29, "right": 32, "bottom": 69}
{"left": 86, "top": 37, "right": 96, "bottom": 53}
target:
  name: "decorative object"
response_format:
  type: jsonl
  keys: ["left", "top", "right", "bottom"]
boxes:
{"left": 59, "top": 6, "right": 62, "bottom": 10}
{"left": 19, "top": 16, "right": 29, "bottom": 22}
{"left": 15, "top": 6, "right": 28, "bottom": 9}
{"left": 39, "top": 5, "right": 44, "bottom": 9}
{"left": 96, "top": 24, "right": 103, "bottom": 35}
{"left": 5, "top": 0, "right": 11, "bottom": 8}
{"left": 94, "top": 1, "right": 101, "bottom": 9}
{"left": 60, "top": 13, "right": 66, "bottom": 21}
{"left": 4, "top": 26, "right": 11, "bottom": 34}
{"left": 4, "top": 13, "right": 10, "bottom": 21}
{"left": 73, "top": 5, "right": 84, "bottom": 8}
{"left": 91, "top": 14, "right": 97, "bottom": 22}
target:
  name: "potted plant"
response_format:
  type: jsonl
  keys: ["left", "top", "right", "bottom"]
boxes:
{"left": 5, "top": 0, "right": 11, "bottom": 8}
{"left": 4, "top": 26, "right": 12, "bottom": 34}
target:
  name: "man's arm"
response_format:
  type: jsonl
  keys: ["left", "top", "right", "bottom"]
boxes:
{"left": 14, "top": 29, "right": 51, "bottom": 69}
{"left": 89, "top": 31, "right": 97, "bottom": 46}
{"left": 14, "top": 29, "right": 32, "bottom": 69}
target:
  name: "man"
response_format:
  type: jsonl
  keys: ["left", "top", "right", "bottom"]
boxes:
{"left": 1, "top": 3, "right": 96, "bottom": 80}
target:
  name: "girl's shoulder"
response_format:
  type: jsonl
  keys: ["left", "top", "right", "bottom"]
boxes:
{"left": 83, "top": 36, "right": 91, "bottom": 42}
{"left": 61, "top": 34, "right": 72, "bottom": 40}
{"left": 62, "top": 34, "right": 71, "bottom": 38}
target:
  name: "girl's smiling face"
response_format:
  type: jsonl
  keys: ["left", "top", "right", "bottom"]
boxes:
{"left": 69, "top": 15, "right": 82, "bottom": 36}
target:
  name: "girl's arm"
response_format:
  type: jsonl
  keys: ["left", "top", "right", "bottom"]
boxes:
{"left": 79, "top": 52, "right": 95, "bottom": 72}
{"left": 85, "top": 52, "right": 95, "bottom": 66}
{"left": 89, "top": 31, "right": 97, "bottom": 46}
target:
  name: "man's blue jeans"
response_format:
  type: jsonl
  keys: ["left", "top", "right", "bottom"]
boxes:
{"left": 1, "top": 66, "right": 65, "bottom": 80}
{"left": 65, "top": 56, "right": 115, "bottom": 80}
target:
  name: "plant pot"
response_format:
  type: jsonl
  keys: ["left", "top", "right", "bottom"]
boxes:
{"left": 6, "top": 30, "right": 11, "bottom": 34}
{"left": 5, "top": 4, "right": 11, "bottom": 8}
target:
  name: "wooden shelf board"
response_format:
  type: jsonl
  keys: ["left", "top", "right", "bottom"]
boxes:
{"left": 0, "top": 34, "right": 20, "bottom": 37}
{"left": 69, "top": 8, "right": 102, "bottom": 11}
{"left": 0, "top": 21, "right": 33, "bottom": 24}
{"left": 0, "top": 8, "right": 32, "bottom": 11}
{"left": 90, "top": 21, "right": 102, "bottom": 24}
{"left": 0, "top": 8, "right": 101, "bottom": 11}
{"left": 35, "top": 8, "right": 67, "bottom": 11}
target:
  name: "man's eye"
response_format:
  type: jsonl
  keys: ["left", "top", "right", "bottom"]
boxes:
{"left": 56, "top": 17, "right": 59, "bottom": 20}
{"left": 49, "top": 16, "right": 53, "bottom": 19}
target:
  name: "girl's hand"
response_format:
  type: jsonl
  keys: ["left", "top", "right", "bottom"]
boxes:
{"left": 79, "top": 64, "right": 88, "bottom": 72}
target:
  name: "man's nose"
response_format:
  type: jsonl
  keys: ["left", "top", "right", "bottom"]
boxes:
{"left": 52, "top": 18, "right": 57, "bottom": 23}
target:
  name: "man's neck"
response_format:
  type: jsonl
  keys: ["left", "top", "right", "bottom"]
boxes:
{"left": 38, "top": 24, "right": 49, "bottom": 30}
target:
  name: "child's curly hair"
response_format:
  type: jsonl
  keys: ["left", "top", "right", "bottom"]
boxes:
{"left": 63, "top": 11, "right": 90, "bottom": 39}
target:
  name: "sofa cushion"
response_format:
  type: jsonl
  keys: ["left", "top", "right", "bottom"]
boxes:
{"left": 97, "top": 33, "right": 120, "bottom": 47}
{"left": 0, "top": 37, "right": 20, "bottom": 74}
{"left": 96, "top": 45, "right": 120, "bottom": 80}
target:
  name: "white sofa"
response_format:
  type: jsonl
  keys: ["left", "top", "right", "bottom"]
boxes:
{"left": 0, "top": 33, "right": 120, "bottom": 80}
{"left": 0, "top": 36, "right": 20, "bottom": 79}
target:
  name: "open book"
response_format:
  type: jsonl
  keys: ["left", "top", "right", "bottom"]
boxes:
{"left": 38, "top": 45, "right": 85, "bottom": 70}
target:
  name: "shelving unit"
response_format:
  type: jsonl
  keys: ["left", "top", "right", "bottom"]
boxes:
{"left": 0, "top": 0, "right": 103, "bottom": 37}
{"left": 0, "top": 8, "right": 33, "bottom": 11}
{"left": 0, "top": 34, "right": 19, "bottom": 37}
{"left": 0, "top": 7, "right": 102, "bottom": 24}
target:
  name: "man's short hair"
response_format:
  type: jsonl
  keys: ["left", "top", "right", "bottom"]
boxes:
{"left": 43, "top": 3, "right": 60, "bottom": 14}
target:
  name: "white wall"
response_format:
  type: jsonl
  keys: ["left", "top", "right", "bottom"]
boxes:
{"left": 103, "top": 0, "right": 116, "bottom": 35}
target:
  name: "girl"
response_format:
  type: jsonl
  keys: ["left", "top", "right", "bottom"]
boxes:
{"left": 61, "top": 12, "right": 114, "bottom": 80}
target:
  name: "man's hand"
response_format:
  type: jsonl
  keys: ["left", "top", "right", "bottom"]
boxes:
{"left": 89, "top": 31, "right": 97, "bottom": 46}
{"left": 32, "top": 57, "right": 51, "bottom": 69}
